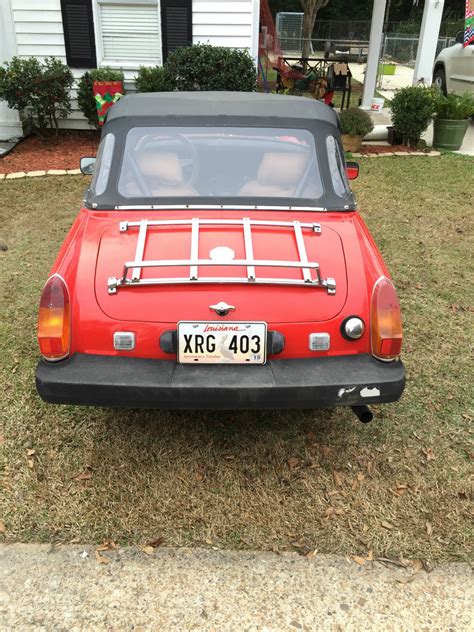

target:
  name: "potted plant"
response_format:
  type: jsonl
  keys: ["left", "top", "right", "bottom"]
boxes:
{"left": 432, "top": 91, "right": 474, "bottom": 151}
{"left": 339, "top": 107, "right": 374, "bottom": 152}
{"left": 389, "top": 86, "right": 435, "bottom": 147}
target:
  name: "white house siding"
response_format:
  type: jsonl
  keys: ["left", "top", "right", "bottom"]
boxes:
{"left": 5, "top": 0, "right": 259, "bottom": 130}
{"left": 193, "top": 0, "right": 259, "bottom": 56}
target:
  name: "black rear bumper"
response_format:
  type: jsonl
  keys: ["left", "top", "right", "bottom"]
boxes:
{"left": 36, "top": 353, "right": 405, "bottom": 410}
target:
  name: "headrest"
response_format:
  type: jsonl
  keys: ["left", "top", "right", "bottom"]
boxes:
{"left": 257, "top": 152, "right": 308, "bottom": 187}
{"left": 137, "top": 151, "right": 183, "bottom": 184}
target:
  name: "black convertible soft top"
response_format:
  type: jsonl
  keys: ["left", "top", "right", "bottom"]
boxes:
{"left": 105, "top": 91, "right": 340, "bottom": 127}
{"left": 86, "top": 91, "right": 355, "bottom": 211}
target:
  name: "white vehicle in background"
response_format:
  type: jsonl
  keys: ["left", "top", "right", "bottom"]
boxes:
{"left": 433, "top": 31, "right": 474, "bottom": 95}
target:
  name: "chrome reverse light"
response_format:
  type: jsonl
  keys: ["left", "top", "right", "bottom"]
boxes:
{"left": 342, "top": 317, "right": 365, "bottom": 340}
{"left": 113, "top": 332, "right": 136, "bottom": 351}
{"left": 309, "top": 333, "right": 330, "bottom": 351}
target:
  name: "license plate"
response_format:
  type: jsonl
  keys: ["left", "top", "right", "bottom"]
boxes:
{"left": 178, "top": 321, "right": 267, "bottom": 364}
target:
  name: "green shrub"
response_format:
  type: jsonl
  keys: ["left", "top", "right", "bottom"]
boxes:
{"left": 339, "top": 107, "right": 374, "bottom": 137}
{"left": 77, "top": 67, "right": 125, "bottom": 128}
{"left": 0, "top": 56, "right": 73, "bottom": 134}
{"left": 389, "top": 86, "right": 435, "bottom": 146}
{"left": 164, "top": 44, "right": 257, "bottom": 92}
{"left": 433, "top": 91, "right": 474, "bottom": 120}
{"left": 135, "top": 65, "right": 171, "bottom": 92}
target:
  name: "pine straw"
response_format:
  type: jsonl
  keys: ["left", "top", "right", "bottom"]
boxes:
{"left": 0, "top": 159, "right": 473, "bottom": 562}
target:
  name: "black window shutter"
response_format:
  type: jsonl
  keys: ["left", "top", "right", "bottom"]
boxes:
{"left": 161, "top": 0, "right": 193, "bottom": 62}
{"left": 60, "top": 0, "right": 97, "bottom": 68}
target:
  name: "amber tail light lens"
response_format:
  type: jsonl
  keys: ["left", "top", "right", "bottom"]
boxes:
{"left": 370, "top": 276, "right": 403, "bottom": 361}
{"left": 38, "top": 275, "right": 71, "bottom": 361}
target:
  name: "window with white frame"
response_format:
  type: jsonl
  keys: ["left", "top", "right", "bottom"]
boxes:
{"left": 96, "top": 0, "right": 163, "bottom": 64}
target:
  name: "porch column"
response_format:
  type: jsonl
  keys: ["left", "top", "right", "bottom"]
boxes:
{"left": 0, "top": 0, "right": 22, "bottom": 141}
{"left": 413, "top": 0, "right": 445, "bottom": 85}
{"left": 251, "top": 0, "right": 261, "bottom": 65}
{"left": 361, "top": 0, "right": 388, "bottom": 109}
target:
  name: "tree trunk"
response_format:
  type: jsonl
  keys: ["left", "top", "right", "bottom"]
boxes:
{"left": 302, "top": 9, "right": 315, "bottom": 60}
{"left": 300, "top": 0, "right": 330, "bottom": 62}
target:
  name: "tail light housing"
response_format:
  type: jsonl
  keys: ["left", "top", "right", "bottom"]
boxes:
{"left": 38, "top": 274, "right": 71, "bottom": 361}
{"left": 370, "top": 276, "right": 402, "bottom": 361}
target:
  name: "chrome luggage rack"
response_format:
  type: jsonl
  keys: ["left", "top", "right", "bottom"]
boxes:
{"left": 107, "top": 218, "right": 336, "bottom": 295}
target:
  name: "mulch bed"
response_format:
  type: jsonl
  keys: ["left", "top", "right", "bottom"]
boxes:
{"left": 0, "top": 131, "right": 100, "bottom": 175}
{"left": 0, "top": 130, "right": 428, "bottom": 176}
{"left": 360, "top": 144, "right": 427, "bottom": 154}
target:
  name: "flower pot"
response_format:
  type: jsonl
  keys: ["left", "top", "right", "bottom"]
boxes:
{"left": 341, "top": 134, "right": 363, "bottom": 153}
{"left": 387, "top": 126, "right": 403, "bottom": 146}
{"left": 432, "top": 118, "right": 469, "bottom": 151}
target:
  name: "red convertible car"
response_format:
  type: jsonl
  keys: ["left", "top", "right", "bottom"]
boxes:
{"left": 36, "top": 92, "right": 404, "bottom": 421}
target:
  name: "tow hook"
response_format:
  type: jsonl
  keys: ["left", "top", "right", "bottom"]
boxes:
{"left": 351, "top": 405, "right": 373, "bottom": 423}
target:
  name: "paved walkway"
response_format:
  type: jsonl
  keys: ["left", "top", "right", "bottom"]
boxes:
{"left": 368, "top": 110, "right": 474, "bottom": 156}
{"left": 1, "top": 545, "right": 472, "bottom": 630}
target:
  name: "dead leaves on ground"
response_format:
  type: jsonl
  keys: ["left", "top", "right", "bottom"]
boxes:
{"left": 352, "top": 550, "right": 373, "bottom": 565}
{"left": 287, "top": 456, "right": 300, "bottom": 471}
{"left": 95, "top": 549, "right": 110, "bottom": 564}
{"left": 324, "top": 506, "right": 344, "bottom": 520}
{"left": 381, "top": 520, "right": 395, "bottom": 530}
{"left": 71, "top": 466, "right": 93, "bottom": 481}
{"left": 145, "top": 537, "right": 164, "bottom": 549}
{"left": 139, "top": 536, "right": 164, "bottom": 556}
{"left": 391, "top": 482, "right": 408, "bottom": 497}
{"left": 94, "top": 540, "right": 118, "bottom": 564}
{"left": 26, "top": 448, "right": 35, "bottom": 469}
{"left": 423, "top": 447, "right": 436, "bottom": 462}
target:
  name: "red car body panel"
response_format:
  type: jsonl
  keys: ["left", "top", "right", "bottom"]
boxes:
{"left": 47, "top": 207, "right": 388, "bottom": 361}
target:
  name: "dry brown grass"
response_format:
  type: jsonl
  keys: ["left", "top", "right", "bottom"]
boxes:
{"left": 0, "top": 158, "right": 473, "bottom": 563}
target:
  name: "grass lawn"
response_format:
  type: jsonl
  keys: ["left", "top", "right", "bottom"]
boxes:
{"left": 1, "top": 156, "right": 473, "bottom": 563}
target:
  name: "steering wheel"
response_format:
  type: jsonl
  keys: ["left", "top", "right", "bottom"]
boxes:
{"left": 177, "top": 133, "right": 199, "bottom": 186}
{"left": 128, "top": 154, "right": 152, "bottom": 197}
{"left": 294, "top": 152, "right": 315, "bottom": 198}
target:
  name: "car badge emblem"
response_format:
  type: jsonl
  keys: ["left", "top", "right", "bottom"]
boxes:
{"left": 209, "top": 246, "right": 235, "bottom": 262}
{"left": 209, "top": 301, "right": 236, "bottom": 316}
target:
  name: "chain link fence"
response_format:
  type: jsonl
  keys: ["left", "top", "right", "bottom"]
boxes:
{"left": 377, "top": 34, "right": 456, "bottom": 92}
{"left": 274, "top": 13, "right": 458, "bottom": 98}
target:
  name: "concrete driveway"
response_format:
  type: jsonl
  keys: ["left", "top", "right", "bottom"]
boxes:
{"left": 1, "top": 545, "right": 472, "bottom": 630}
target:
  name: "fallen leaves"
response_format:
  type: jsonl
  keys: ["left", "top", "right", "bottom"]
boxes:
{"left": 95, "top": 550, "right": 109, "bottom": 564}
{"left": 96, "top": 540, "right": 118, "bottom": 552}
{"left": 140, "top": 545, "right": 155, "bottom": 556}
{"left": 352, "top": 550, "right": 373, "bottom": 566}
{"left": 381, "top": 520, "right": 395, "bottom": 530}
{"left": 94, "top": 540, "right": 118, "bottom": 564}
{"left": 72, "top": 466, "right": 93, "bottom": 481}
{"left": 411, "top": 558, "right": 424, "bottom": 573}
{"left": 332, "top": 470, "right": 343, "bottom": 487}
{"left": 0, "top": 521, "right": 6, "bottom": 534}
{"left": 423, "top": 447, "right": 436, "bottom": 462}
{"left": 145, "top": 537, "right": 164, "bottom": 549}
{"left": 287, "top": 457, "right": 300, "bottom": 471}
{"left": 391, "top": 483, "right": 408, "bottom": 497}
{"left": 324, "top": 507, "right": 344, "bottom": 520}
{"left": 26, "top": 448, "right": 35, "bottom": 469}
{"left": 426, "top": 522, "right": 433, "bottom": 536}
{"left": 351, "top": 472, "right": 365, "bottom": 491}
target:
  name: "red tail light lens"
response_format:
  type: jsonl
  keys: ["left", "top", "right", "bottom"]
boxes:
{"left": 38, "top": 275, "right": 71, "bottom": 361}
{"left": 370, "top": 276, "right": 403, "bottom": 361}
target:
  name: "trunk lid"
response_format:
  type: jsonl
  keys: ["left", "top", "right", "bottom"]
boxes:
{"left": 94, "top": 214, "right": 348, "bottom": 323}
